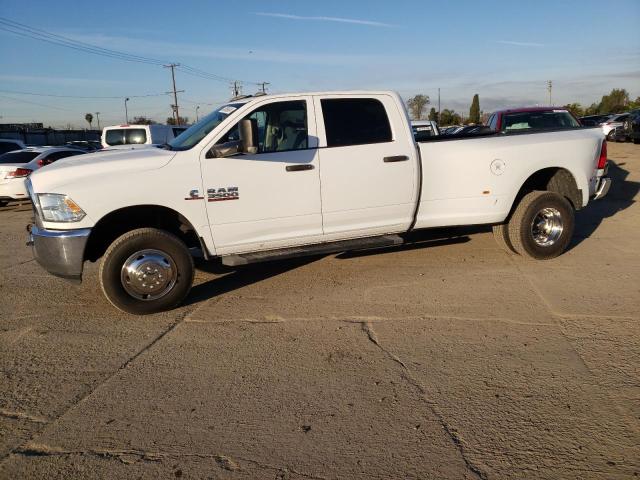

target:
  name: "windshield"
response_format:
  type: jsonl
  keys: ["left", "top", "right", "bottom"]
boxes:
{"left": 169, "top": 103, "right": 245, "bottom": 150}
{"left": 0, "top": 151, "right": 39, "bottom": 164}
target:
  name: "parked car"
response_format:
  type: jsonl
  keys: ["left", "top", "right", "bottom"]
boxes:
{"left": 600, "top": 113, "right": 629, "bottom": 139}
{"left": 626, "top": 109, "right": 640, "bottom": 144}
{"left": 487, "top": 107, "right": 581, "bottom": 133}
{"left": 608, "top": 126, "right": 629, "bottom": 143}
{"left": 447, "top": 125, "right": 492, "bottom": 136}
{"left": 0, "top": 139, "right": 27, "bottom": 155}
{"left": 65, "top": 141, "right": 102, "bottom": 152}
{"left": 27, "top": 90, "right": 610, "bottom": 314}
{"left": 0, "top": 147, "right": 85, "bottom": 206}
{"left": 101, "top": 124, "right": 183, "bottom": 149}
{"left": 579, "top": 114, "right": 612, "bottom": 127}
{"left": 411, "top": 120, "right": 440, "bottom": 141}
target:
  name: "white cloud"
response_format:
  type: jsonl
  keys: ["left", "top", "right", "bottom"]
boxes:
{"left": 252, "top": 12, "right": 396, "bottom": 28}
{"left": 497, "top": 40, "right": 546, "bottom": 47}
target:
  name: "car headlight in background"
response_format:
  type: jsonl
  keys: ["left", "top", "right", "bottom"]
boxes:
{"left": 37, "top": 194, "right": 86, "bottom": 222}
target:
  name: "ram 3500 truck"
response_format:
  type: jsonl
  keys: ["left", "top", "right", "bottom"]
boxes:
{"left": 26, "top": 91, "right": 611, "bottom": 314}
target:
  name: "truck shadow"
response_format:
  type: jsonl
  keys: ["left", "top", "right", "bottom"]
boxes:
{"left": 185, "top": 234, "right": 472, "bottom": 306}
{"left": 570, "top": 160, "right": 639, "bottom": 250}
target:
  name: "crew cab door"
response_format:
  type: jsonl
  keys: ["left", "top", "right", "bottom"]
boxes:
{"left": 314, "top": 94, "right": 418, "bottom": 238}
{"left": 201, "top": 96, "right": 322, "bottom": 254}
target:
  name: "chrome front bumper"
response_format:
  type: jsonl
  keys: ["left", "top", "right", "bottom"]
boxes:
{"left": 27, "top": 225, "right": 91, "bottom": 281}
{"left": 593, "top": 177, "right": 612, "bottom": 200}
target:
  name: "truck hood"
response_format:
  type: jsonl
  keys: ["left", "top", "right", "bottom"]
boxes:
{"left": 30, "top": 147, "right": 176, "bottom": 193}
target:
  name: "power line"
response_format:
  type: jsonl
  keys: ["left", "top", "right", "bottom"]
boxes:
{"left": 0, "top": 94, "right": 73, "bottom": 111}
{"left": 0, "top": 16, "right": 265, "bottom": 86}
{"left": 0, "top": 89, "right": 171, "bottom": 99}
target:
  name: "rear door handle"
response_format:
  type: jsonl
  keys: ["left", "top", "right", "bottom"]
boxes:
{"left": 286, "top": 164, "right": 314, "bottom": 172}
{"left": 383, "top": 155, "right": 409, "bottom": 163}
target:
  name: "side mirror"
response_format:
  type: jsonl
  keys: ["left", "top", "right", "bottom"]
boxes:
{"left": 239, "top": 119, "right": 258, "bottom": 154}
{"left": 206, "top": 141, "right": 241, "bottom": 159}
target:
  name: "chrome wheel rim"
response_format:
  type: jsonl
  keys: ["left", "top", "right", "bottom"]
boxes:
{"left": 120, "top": 249, "right": 177, "bottom": 301}
{"left": 531, "top": 207, "right": 564, "bottom": 247}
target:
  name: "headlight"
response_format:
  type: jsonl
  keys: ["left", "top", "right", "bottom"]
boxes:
{"left": 37, "top": 194, "right": 86, "bottom": 222}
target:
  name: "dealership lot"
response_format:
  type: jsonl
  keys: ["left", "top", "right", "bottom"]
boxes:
{"left": 0, "top": 143, "right": 638, "bottom": 479}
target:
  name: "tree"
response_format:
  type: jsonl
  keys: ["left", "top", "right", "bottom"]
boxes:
{"left": 584, "top": 103, "right": 599, "bottom": 116}
{"left": 428, "top": 107, "right": 438, "bottom": 122}
{"left": 132, "top": 116, "right": 155, "bottom": 125}
{"left": 599, "top": 88, "right": 629, "bottom": 114}
{"left": 439, "top": 109, "right": 461, "bottom": 126}
{"left": 469, "top": 94, "right": 480, "bottom": 124}
{"left": 167, "top": 116, "right": 189, "bottom": 126}
{"left": 84, "top": 113, "right": 93, "bottom": 129}
{"left": 563, "top": 103, "right": 584, "bottom": 118}
{"left": 406, "top": 94, "right": 430, "bottom": 120}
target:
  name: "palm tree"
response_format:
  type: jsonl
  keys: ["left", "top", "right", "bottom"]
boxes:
{"left": 85, "top": 113, "right": 94, "bottom": 129}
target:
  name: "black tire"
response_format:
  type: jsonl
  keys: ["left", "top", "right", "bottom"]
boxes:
{"left": 634, "top": 138, "right": 640, "bottom": 145}
{"left": 492, "top": 223, "right": 517, "bottom": 254}
{"left": 99, "top": 228, "right": 194, "bottom": 315}
{"left": 0, "top": 200, "right": 8, "bottom": 207}
{"left": 508, "top": 191, "right": 574, "bottom": 260}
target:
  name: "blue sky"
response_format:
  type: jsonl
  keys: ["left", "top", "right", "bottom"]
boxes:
{"left": 1, "top": 0, "right": 639, "bottom": 127}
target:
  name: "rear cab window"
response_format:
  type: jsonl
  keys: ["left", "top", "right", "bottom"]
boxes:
{"left": 104, "top": 128, "right": 147, "bottom": 146}
{"left": 502, "top": 110, "right": 580, "bottom": 132}
{"left": 321, "top": 98, "right": 392, "bottom": 147}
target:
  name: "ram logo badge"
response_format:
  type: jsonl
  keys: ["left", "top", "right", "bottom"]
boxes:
{"left": 208, "top": 187, "right": 239, "bottom": 202}
{"left": 185, "top": 189, "right": 204, "bottom": 200}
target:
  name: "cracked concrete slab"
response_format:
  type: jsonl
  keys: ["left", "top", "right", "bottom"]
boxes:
{"left": 5, "top": 321, "right": 475, "bottom": 479}
{"left": 366, "top": 317, "right": 640, "bottom": 479}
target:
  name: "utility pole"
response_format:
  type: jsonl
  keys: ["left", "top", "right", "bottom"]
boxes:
{"left": 195, "top": 105, "right": 200, "bottom": 122}
{"left": 437, "top": 88, "right": 441, "bottom": 123}
{"left": 164, "top": 63, "right": 184, "bottom": 125}
{"left": 230, "top": 81, "right": 243, "bottom": 98}
{"left": 95, "top": 112, "right": 101, "bottom": 130}
{"left": 547, "top": 80, "right": 553, "bottom": 106}
{"left": 258, "top": 82, "right": 270, "bottom": 94}
{"left": 124, "top": 98, "right": 130, "bottom": 123}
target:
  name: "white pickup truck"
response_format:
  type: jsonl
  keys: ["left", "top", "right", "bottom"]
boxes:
{"left": 26, "top": 91, "right": 611, "bottom": 314}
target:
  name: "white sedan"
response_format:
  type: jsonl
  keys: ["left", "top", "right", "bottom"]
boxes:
{"left": 0, "top": 147, "right": 85, "bottom": 206}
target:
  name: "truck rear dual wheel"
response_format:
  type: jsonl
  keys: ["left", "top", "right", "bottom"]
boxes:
{"left": 492, "top": 223, "right": 517, "bottom": 254}
{"left": 99, "top": 228, "right": 194, "bottom": 315}
{"left": 507, "top": 191, "right": 574, "bottom": 260}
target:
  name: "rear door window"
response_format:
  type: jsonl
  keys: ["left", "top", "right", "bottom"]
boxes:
{"left": 321, "top": 98, "right": 392, "bottom": 147}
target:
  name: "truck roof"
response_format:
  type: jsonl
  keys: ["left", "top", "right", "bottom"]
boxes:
{"left": 224, "top": 90, "right": 400, "bottom": 104}
{"left": 494, "top": 106, "right": 569, "bottom": 115}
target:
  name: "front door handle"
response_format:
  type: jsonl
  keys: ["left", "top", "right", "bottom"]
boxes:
{"left": 286, "top": 164, "right": 314, "bottom": 172}
{"left": 383, "top": 155, "right": 409, "bottom": 163}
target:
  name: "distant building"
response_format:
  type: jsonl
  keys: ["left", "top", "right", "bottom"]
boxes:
{"left": 0, "top": 123, "right": 44, "bottom": 131}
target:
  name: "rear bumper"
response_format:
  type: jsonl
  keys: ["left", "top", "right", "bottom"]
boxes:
{"left": 593, "top": 177, "right": 611, "bottom": 200}
{"left": 27, "top": 225, "right": 91, "bottom": 281}
{"left": 0, "top": 179, "right": 28, "bottom": 200}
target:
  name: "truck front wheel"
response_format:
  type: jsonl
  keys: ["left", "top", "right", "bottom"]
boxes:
{"left": 508, "top": 191, "right": 574, "bottom": 260}
{"left": 99, "top": 228, "right": 194, "bottom": 315}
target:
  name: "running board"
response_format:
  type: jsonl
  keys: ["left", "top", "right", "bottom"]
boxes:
{"left": 221, "top": 234, "right": 404, "bottom": 267}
